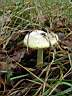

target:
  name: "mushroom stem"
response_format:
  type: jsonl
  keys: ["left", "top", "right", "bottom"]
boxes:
{"left": 37, "top": 49, "right": 43, "bottom": 68}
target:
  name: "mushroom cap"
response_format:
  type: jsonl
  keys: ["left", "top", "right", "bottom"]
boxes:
{"left": 24, "top": 30, "right": 58, "bottom": 49}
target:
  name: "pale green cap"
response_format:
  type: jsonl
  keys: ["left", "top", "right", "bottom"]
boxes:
{"left": 24, "top": 30, "right": 58, "bottom": 49}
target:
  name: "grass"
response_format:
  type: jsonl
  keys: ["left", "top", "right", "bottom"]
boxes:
{"left": 0, "top": 0, "right": 72, "bottom": 96}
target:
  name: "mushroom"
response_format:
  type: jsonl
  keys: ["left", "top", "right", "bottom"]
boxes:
{"left": 24, "top": 30, "right": 58, "bottom": 68}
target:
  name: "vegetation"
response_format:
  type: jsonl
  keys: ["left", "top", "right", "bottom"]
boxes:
{"left": 0, "top": 0, "right": 72, "bottom": 96}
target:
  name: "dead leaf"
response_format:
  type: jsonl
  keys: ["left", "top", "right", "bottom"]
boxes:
{"left": 60, "top": 33, "right": 72, "bottom": 51}
{"left": 10, "top": 48, "right": 25, "bottom": 62}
